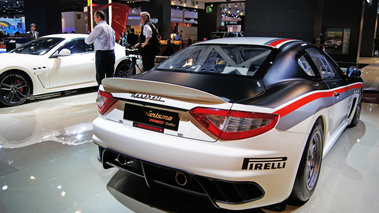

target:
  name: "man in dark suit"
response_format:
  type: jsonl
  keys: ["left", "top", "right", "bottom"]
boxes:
{"left": 27, "top": 23, "right": 39, "bottom": 40}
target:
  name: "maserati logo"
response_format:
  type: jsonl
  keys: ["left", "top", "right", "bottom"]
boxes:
{"left": 130, "top": 92, "right": 164, "bottom": 102}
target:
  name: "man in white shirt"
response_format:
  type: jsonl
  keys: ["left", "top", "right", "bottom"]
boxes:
{"left": 85, "top": 10, "right": 115, "bottom": 86}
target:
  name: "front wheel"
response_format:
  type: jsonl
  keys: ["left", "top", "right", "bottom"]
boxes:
{"left": 0, "top": 71, "right": 31, "bottom": 106}
{"left": 290, "top": 120, "right": 323, "bottom": 202}
{"left": 115, "top": 60, "right": 135, "bottom": 78}
{"left": 348, "top": 99, "right": 361, "bottom": 128}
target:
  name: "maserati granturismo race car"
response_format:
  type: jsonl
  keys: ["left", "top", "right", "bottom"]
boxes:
{"left": 0, "top": 34, "right": 131, "bottom": 107}
{"left": 93, "top": 37, "right": 363, "bottom": 210}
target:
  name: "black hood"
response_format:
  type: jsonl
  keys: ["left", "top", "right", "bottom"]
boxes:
{"left": 131, "top": 71, "right": 265, "bottom": 103}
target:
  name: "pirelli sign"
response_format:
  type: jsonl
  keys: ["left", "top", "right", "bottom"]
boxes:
{"left": 242, "top": 157, "right": 287, "bottom": 170}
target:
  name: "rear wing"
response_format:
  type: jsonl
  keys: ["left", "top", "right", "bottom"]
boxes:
{"left": 102, "top": 78, "right": 227, "bottom": 104}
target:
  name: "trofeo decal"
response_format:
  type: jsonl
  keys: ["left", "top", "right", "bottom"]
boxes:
{"left": 145, "top": 111, "right": 173, "bottom": 121}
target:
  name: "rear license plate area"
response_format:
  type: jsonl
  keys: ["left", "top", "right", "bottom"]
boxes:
{"left": 124, "top": 104, "right": 180, "bottom": 131}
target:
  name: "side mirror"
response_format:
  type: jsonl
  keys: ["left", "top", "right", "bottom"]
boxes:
{"left": 58, "top": 48, "right": 71, "bottom": 56}
{"left": 346, "top": 66, "right": 361, "bottom": 78}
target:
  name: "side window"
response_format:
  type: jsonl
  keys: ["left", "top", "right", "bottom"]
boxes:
{"left": 61, "top": 38, "right": 93, "bottom": 54}
{"left": 297, "top": 55, "right": 316, "bottom": 76}
{"left": 305, "top": 48, "right": 340, "bottom": 80}
{"left": 323, "top": 54, "right": 342, "bottom": 78}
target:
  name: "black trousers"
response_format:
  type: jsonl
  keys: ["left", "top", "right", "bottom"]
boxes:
{"left": 95, "top": 50, "right": 115, "bottom": 85}
{"left": 142, "top": 53, "right": 156, "bottom": 72}
{"left": 141, "top": 46, "right": 156, "bottom": 72}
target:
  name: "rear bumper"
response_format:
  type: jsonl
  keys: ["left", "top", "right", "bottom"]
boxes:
{"left": 93, "top": 117, "right": 308, "bottom": 210}
{"left": 97, "top": 146, "right": 265, "bottom": 208}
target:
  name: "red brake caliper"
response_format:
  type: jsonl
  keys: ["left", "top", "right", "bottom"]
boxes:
{"left": 16, "top": 79, "right": 23, "bottom": 92}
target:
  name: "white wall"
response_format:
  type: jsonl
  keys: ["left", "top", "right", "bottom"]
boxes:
{"left": 178, "top": 26, "right": 197, "bottom": 41}
{"left": 62, "top": 12, "right": 87, "bottom": 34}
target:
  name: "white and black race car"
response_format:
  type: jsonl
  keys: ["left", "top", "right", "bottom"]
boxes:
{"left": 93, "top": 37, "right": 363, "bottom": 210}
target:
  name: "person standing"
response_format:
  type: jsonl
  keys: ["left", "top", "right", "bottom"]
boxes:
{"left": 134, "top": 11, "right": 158, "bottom": 72}
{"left": 120, "top": 31, "right": 128, "bottom": 46}
{"left": 187, "top": 35, "right": 192, "bottom": 46}
{"left": 127, "top": 28, "right": 138, "bottom": 47}
{"left": 85, "top": 10, "right": 115, "bottom": 86}
{"left": 28, "top": 23, "right": 39, "bottom": 41}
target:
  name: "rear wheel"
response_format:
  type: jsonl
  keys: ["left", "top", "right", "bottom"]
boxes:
{"left": 290, "top": 120, "right": 323, "bottom": 202}
{"left": 115, "top": 60, "right": 134, "bottom": 78}
{"left": 0, "top": 71, "right": 31, "bottom": 106}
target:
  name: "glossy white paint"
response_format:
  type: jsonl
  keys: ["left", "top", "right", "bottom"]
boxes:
{"left": 91, "top": 37, "right": 364, "bottom": 210}
{"left": 0, "top": 34, "right": 128, "bottom": 96}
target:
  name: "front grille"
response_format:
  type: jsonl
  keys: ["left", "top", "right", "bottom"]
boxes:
{"left": 97, "top": 146, "right": 264, "bottom": 207}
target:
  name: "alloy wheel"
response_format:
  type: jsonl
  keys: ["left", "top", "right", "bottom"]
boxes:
{"left": 0, "top": 73, "right": 30, "bottom": 106}
{"left": 306, "top": 129, "right": 322, "bottom": 191}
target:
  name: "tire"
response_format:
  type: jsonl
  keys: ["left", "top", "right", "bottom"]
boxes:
{"left": 347, "top": 99, "right": 361, "bottom": 128}
{"left": 115, "top": 60, "right": 134, "bottom": 78}
{"left": 0, "top": 71, "right": 31, "bottom": 107}
{"left": 290, "top": 120, "right": 323, "bottom": 202}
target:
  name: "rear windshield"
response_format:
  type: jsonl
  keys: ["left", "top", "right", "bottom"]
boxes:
{"left": 156, "top": 44, "right": 272, "bottom": 76}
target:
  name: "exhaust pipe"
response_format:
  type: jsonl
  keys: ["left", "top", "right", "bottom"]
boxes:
{"left": 175, "top": 172, "right": 188, "bottom": 186}
{"left": 116, "top": 154, "right": 131, "bottom": 166}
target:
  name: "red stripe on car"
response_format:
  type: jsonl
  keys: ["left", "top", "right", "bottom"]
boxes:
{"left": 274, "top": 83, "right": 363, "bottom": 118}
{"left": 268, "top": 39, "right": 293, "bottom": 47}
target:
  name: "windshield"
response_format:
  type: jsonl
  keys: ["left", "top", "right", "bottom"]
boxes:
{"left": 156, "top": 44, "right": 272, "bottom": 76}
{"left": 10, "top": 37, "right": 64, "bottom": 55}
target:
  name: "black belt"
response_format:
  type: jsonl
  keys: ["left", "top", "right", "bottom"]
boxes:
{"left": 96, "top": 50, "right": 114, "bottom": 52}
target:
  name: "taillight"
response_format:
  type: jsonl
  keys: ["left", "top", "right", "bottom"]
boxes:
{"left": 97, "top": 90, "right": 117, "bottom": 114}
{"left": 189, "top": 108, "right": 279, "bottom": 140}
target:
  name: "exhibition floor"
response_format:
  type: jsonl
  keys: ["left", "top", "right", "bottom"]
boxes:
{"left": 0, "top": 89, "right": 378, "bottom": 213}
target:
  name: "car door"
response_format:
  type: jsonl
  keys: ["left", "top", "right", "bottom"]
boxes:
{"left": 47, "top": 38, "right": 96, "bottom": 88}
{"left": 304, "top": 48, "right": 351, "bottom": 134}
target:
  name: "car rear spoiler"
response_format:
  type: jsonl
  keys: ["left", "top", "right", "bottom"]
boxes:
{"left": 102, "top": 78, "right": 227, "bottom": 104}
